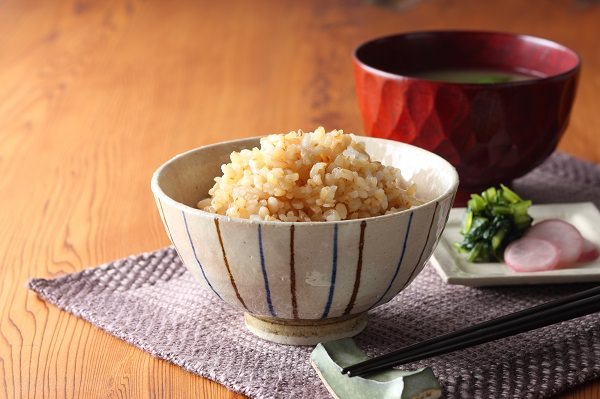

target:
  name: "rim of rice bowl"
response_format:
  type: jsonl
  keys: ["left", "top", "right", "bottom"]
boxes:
{"left": 151, "top": 135, "right": 458, "bottom": 226}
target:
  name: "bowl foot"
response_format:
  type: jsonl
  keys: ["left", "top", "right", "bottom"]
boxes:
{"left": 244, "top": 313, "right": 368, "bottom": 346}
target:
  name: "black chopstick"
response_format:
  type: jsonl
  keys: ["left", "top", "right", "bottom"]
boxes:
{"left": 343, "top": 284, "right": 600, "bottom": 376}
{"left": 342, "top": 285, "right": 600, "bottom": 377}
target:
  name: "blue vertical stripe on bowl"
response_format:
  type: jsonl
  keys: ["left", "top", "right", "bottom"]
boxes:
{"left": 400, "top": 201, "right": 439, "bottom": 291}
{"left": 370, "top": 211, "right": 414, "bottom": 308}
{"left": 181, "top": 211, "right": 222, "bottom": 300}
{"left": 289, "top": 224, "right": 298, "bottom": 319}
{"left": 156, "top": 197, "right": 185, "bottom": 264}
{"left": 258, "top": 225, "right": 276, "bottom": 317}
{"left": 321, "top": 224, "right": 339, "bottom": 319}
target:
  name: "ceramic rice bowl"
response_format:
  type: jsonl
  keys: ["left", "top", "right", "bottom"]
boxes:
{"left": 151, "top": 136, "right": 458, "bottom": 345}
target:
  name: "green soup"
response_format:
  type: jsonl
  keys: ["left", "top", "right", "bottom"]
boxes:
{"left": 409, "top": 68, "right": 544, "bottom": 84}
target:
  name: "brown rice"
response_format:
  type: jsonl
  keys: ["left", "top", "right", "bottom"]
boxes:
{"left": 198, "top": 127, "right": 419, "bottom": 222}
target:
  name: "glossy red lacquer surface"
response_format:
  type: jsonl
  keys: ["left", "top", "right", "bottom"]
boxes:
{"left": 353, "top": 31, "right": 580, "bottom": 193}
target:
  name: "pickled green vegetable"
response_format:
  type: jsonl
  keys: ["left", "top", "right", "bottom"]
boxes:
{"left": 455, "top": 185, "right": 533, "bottom": 262}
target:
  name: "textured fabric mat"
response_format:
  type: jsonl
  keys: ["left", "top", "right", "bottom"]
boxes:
{"left": 30, "top": 152, "right": 600, "bottom": 399}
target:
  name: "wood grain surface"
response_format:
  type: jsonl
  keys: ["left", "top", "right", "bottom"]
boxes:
{"left": 1, "top": 0, "right": 599, "bottom": 398}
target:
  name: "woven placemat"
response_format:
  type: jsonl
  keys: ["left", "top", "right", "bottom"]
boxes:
{"left": 30, "top": 152, "right": 600, "bottom": 399}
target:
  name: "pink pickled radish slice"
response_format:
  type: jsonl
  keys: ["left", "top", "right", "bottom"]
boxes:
{"left": 504, "top": 237, "right": 560, "bottom": 272}
{"left": 579, "top": 239, "right": 599, "bottom": 263}
{"left": 525, "top": 219, "right": 584, "bottom": 267}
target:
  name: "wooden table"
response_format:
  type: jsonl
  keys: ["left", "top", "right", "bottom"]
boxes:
{"left": 1, "top": 0, "right": 599, "bottom": 397}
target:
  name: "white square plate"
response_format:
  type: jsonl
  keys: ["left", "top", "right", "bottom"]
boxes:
{"left": 431, "top": 202, "right": 600, "bottom": 286}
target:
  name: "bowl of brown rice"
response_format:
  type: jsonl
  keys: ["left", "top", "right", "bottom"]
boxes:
{"left": 151, "top": 127, "right": 458, "bottom": 345}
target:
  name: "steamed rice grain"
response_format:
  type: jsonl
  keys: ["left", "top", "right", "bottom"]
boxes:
{"left": 199, "top": 127, "right": 419, "bottom": 222}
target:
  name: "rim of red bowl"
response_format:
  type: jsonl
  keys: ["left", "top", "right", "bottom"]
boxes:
{"left": 353, "top": 30, "right": 581, "bottom": 87}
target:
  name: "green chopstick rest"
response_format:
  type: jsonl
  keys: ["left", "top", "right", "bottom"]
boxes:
{"left": 310, "top": 338, "right": 442, "bottom": 399}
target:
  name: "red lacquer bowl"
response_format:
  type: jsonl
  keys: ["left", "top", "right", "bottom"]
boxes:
{"left": 353, "top": 31, "right": 580, "bottom": 200}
